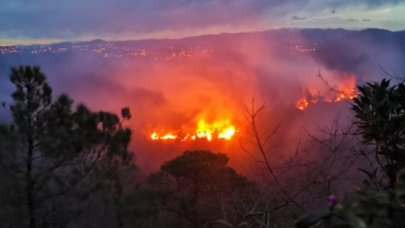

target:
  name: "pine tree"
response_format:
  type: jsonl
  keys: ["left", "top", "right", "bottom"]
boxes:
{"left": 0, "top": 66, "right": 134, "bottom": 227}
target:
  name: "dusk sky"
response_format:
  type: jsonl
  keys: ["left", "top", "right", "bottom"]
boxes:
{"left": 1, "top": 0, "right": 405, "bottom": 45}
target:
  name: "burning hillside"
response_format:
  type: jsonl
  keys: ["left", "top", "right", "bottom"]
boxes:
{"left": 1, "top": 29, "right": 403, "bottom": 172}
{"left": 146, "top": 73, "right": 358, "bottom": 144}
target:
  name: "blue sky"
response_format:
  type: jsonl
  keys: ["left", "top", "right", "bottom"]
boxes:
{"left": 1, "top": 0, "right": 405, "bottom": 45}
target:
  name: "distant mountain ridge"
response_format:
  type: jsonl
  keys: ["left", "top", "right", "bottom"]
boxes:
{"left": 0, "top": 28, "right": 403, "bottom": 49}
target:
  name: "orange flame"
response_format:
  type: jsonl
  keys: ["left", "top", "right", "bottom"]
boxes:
{"left": 149, "top": 119, "right": 237, "bottom": 142}
{"left": 295, "top": 74, "right": 357, "bottom": 111}
{"left": 296, "top": 97, "right": 309, "bottom": 111}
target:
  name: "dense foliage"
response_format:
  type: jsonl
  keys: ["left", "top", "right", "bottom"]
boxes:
{"left": 143, "top": 150, "right": 256, "bottom": 228}
{"left": 0, "top": 66, "right": 137, "bottom": 228}
{"left": 353, "top": 79, "right": 405, "bottom": 186}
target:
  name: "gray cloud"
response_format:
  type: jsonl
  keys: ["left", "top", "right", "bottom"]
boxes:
{"left": 292, "top": 15, "right": 307, "bottom": 20}
{"left": 324, "top": 0, "right": 402, "bottom": 8}
{"left": 0, "top": 0, "right": 402, "bottom": 40}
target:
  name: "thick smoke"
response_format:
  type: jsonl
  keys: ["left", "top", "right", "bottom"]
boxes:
{"left": 0, "top": 29, "right": 404, "bottom": 173}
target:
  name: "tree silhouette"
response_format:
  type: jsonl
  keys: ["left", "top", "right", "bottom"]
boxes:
{"left": 0, "top": 66, "right": 134, "bottom": 228}
{"left": 147, "top": 150, "right": 254, "bottom": 228}
{"left": 352, "top": 79, "right": 405, "bottom": 187}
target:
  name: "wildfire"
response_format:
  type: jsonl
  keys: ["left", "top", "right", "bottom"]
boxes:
{"left": 295, "top": 74, "right": 358, "bottom": 111}
{"left": 149, "top": 119, "right": 237, "bottom": 142}
{"left": 296, "top": 97, "right": 309, "bottom": 111}
{"left": 151, "top": 132, "right": 177, "bottom": 140}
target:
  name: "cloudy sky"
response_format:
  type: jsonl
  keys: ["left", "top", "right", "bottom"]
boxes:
{"left": 1, "top": 0, "right": 405, "bottom": 45}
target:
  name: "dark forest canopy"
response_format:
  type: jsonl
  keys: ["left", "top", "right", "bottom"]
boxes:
{"left": 0, "top": 66, "right": 136, "bottom": 227}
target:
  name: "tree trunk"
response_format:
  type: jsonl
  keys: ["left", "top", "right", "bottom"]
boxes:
{"left": 114, "top": 173, "right": 124, "bottom": 228}
{"left": 26, "top": 137, "right": 36, "bottom": 228}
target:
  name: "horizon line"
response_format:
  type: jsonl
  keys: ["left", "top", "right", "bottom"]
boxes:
{"left": 0, "top": 27, "right": 403, "bottom": 47}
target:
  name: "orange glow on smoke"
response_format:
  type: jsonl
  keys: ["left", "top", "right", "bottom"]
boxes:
{"left": 150, "top": 119, "right": 237, "bottom": 142}
{"left": 295, "top": 74, "right": 358, "bottom": 111}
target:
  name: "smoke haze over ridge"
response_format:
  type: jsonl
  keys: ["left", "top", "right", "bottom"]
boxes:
{"left": 1, "top": 28, "right": 405, "bottom": 172}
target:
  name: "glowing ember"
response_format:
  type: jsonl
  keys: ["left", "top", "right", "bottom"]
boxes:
{"left": 149, "top": 119, "right": 237, "bottom": 142}
{"left": 295, "top": 74, "right": 358, "bottom": 111}
{"left": 161, "top": 133, "right": 177, "bottom": 140}
{"left": 296, "top": 98, "right": 309, "bottom": 111}
{"left": 295, "top": 91, "right": 357, "bottom": 111}
{"left": 150, "top": 132, "right": 159, "bottom": 140}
